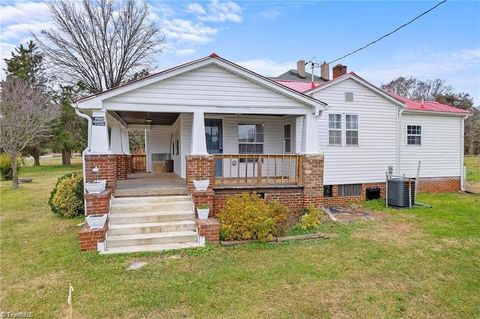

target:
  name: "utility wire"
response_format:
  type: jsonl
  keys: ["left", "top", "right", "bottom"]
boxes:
{"left": 328, "top": 0, "right": 447, "bottom": 64}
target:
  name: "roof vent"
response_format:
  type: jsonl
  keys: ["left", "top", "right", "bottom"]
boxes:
{"left": 345, "top": 92, "right": 354, "bottom": 102}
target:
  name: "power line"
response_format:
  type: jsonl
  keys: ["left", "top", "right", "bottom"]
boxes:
{"left": 328, "top": 0, "right": 447, "bottom": 64}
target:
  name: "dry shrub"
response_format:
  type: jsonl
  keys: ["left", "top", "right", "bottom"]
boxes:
{"left": 218, "top": 193, "right": 288, "bottom": 241}
{"left": 48, "top": 172, "right": 84, "bottom": 218}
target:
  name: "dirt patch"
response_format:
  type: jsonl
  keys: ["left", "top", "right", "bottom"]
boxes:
{"left": 353, "top": 218, "right": 423, "bottom": 247}
{"left": 325, "top": 205, "right": 387, "bottom": 223}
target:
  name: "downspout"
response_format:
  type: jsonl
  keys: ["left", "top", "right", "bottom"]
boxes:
{"left": 460, "top": 115, "right": 468, "bottom": 191}
{"left": 396, "top": 107, "right": 404, "bottom": 175}
{"left": 74, "top": 105, "right": 92, "bottom": 215}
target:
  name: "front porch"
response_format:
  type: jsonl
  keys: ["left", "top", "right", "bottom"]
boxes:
{"left": 114, "top": 172, "right": 187, "bottom": 197}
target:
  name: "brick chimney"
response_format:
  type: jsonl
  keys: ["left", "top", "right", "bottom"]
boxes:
{"left": 332, "top": 64, "right": 347, "bottom": 79}
{"left": 321, "top": 62, "right": 330, "bottom": 81}
{"left": 297, "top": 60, "right": 306, "bottom": 78}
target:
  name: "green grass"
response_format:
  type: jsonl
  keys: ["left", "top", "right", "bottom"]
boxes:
{"left": 465, "top": 155, "right": 480, "bottom": 182}
{"left": 1, "top": 163, "right": 480, "bottom": 318}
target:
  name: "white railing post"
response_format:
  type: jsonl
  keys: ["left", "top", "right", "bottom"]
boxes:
{"left": 90, "top": 110, "right": 110, "bottom": 154}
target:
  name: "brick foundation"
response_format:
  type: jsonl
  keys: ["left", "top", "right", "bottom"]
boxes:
{"left": 417, "top": 177, "right": 460, "bottom": 193}
{"left": 79, "top": 222, "right": 108, "bottom": 251}
{"left": 84, "top": 154, "right": 118, "bottom": 189}
{"left": 185, "top": 155, "right": 214, "bottom": 192}
{"left": 322, "top": 182, "right": 386, "bottom": 207}
{"left": 85, "top": 189, "right": 113, "bottom": 215}
{"left": 193, "top": 190, "right": 214, "bottom": 217}
{"left": 196, "top": 218, "right": 220, "bottom": 242}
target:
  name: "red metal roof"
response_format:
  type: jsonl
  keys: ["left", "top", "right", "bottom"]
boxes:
{"left": 273, "top": 72, "right": 469, "bottom": 115}
{"left": 274, "top": 80, "right": 322, "bottom": 92}
{"left": 388, "top": 93, "right": 470, "bottom": 114}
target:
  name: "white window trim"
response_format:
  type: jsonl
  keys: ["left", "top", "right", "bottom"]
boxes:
{"left": 345, "top": 114, "right": 359, "bottom": 147}
{"left": 327, "top": 113, "right": 360, "bottom": 147}
{"left": 238, "top": 123, "right": 265, "bottom": 154}
{"left": 406, "top": 124, "right": 422, "bottom": 146}
{"left": 283, "top": 123, "right": 292, "bottom": 153}
{"left": 328, "top": 113, "right": 342, "bottom": 146}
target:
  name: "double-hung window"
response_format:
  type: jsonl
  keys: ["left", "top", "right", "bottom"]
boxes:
{"left": 328, "top": 114, "right": 342, "bottom": 145}
{"left": 407, "top": 125, "right": 421, "bottom": 145}
{"left": 283, "top": 124, "right": 292, "bottom": 153}
{"left": 346, "top": 115, "right": 359, "bottom": 146}
{"left": 239, "top": 124, "right": 264, "bottom": 154}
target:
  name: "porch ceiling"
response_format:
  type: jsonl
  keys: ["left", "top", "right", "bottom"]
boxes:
{"left": 115, "top": 111, "right": 180, "bottom": 125}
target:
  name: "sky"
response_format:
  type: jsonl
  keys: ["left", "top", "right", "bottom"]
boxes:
{"left": 1, "top": 0, "right": 479, "bottom": 104}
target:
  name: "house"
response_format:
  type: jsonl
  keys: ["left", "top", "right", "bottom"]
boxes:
{"left": 75, "top": 53, "right": 470, "bottom": 253}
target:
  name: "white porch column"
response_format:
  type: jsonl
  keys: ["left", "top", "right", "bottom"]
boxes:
{"left": 110, "top": 122, "right": 123, "bottom": 154}
{"left": 89, "top": 110, "right": 110, "bottom": 153}
{"left": 191, "top": 111, "right": 208, "bottom": 155}
{"left": 121, "top": 127, "right": 130, "bottom": 154}
{"left": 301, "top": 112, "right": 319, "bottom": 154}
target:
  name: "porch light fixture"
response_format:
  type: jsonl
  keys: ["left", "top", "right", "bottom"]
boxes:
{"left": 145, "top": 118, "right": 152, "bottom": 124}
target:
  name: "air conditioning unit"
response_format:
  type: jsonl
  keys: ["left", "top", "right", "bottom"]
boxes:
{"left": 387, "top": 177, "right": 415, "bottom": 207}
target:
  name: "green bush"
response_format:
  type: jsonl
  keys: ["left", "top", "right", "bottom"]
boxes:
{"left": 300, "top": 204, "right": 323, "bottom": 230}
{"left": 0, "top": 153, "right": 20, "bottom": 181}
{"left": 48, "top": 172, "right": 84, "bottom": 218}
{"left": 217, "top": 193, "right": 288, "bottom": 241}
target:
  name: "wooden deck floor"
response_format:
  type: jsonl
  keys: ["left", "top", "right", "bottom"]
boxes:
{"left": 115, "top": 173, "right": 187, "bottom": 197}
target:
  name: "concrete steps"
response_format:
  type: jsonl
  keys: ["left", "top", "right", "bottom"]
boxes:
{"left": 104, "top": 195, "right": 200, "bottom": 254}
{"left": 114, "top": 187, "right": 188, "bottom": 197}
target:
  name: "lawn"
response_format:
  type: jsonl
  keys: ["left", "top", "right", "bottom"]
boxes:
{"left": 1, "top": 161, "right": 479, "bottom": 318}
{"left": 465, "top": 155, "right": 480, "bottom": 193}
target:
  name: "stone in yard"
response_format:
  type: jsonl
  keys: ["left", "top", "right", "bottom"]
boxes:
{"left": 127, "top": 261, "right": 147, "bottom": 270}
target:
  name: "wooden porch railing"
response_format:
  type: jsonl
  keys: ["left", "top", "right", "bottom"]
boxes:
{"left": 212, "top": 154, "right": 303, "bottom": 186}
{"left": 131, "top": 154, "right": 146, "bottom": 172}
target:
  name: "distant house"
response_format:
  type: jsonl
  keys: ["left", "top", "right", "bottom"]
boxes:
{"left": 74, "top": 53, "right": 470, "bottom": 253}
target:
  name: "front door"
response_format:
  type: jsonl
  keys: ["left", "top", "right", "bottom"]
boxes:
{"left": 205, "top": 119, "right": 223, "bottom": 176}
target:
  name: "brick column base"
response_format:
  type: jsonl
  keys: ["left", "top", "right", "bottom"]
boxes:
{"left": 84, "top": 154, "right": 118, "bottom": 189}
{"left": 79, "top": 222, "right": 108, "bottom": 251}
{"left": 193, "top": 190, "right": 214, "bottom": 218}
{"left": 116, "top": 154, "right": 127, "bottom": 180}
{"left": 85, "top": 189, "right": 113, "bottom": 215}
{"left": 302, "top": 154, "right": 324, "bottom": 207}
{"left": 185, "top": 155, "right": 214, "bottom": 192}
{"left": 196, "top": 218, "right": 220, "bottom": 243}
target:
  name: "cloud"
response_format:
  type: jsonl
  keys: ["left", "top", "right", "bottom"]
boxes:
{"left": 188, "top": 0, "right": 242, "bottom": 23}
{"left": 163, "top": 19, "right": 217, "bottom": 44}
{"left": 259, "top": 9, "right": 283, "bottom": 21}
{"left": 1, "top": 22, "right": 51, "bottom": 41}
{"left": 187, "top": 3, "right": 206, "bottom": 15}
{"left": 176, "top": 48, "right": 196, "bottom": 56}
{"left": 357, "top": 48, "right": 480, "bottom": 83}
{"left": 0, "top": 1, "right": 50, "bottom": 25}
{"left": 236, "top": 59, "right": 295, "bottom": 77}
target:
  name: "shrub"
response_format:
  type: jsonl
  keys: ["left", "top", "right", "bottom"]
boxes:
{"left": 300, "top": 204, "right": 323, "bottom": 230}
{"left": 217, "top": 193, "right": 288, "bottom": 241}
{"left": 0, "top": 153, "right": 20, "bottom": 181}
{"left": 48, "top": 172, "right": 84, "bottom": 218}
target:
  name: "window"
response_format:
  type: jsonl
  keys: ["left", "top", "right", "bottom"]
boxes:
{"left": 345, "top": 92, "right": 354, "bottom": 102}
{"left": 328, "top": 114, "right": 342, "bottom": 145}
{"left": 239, "top": 124, "right": 264, "bottom": 154}
{"left": 176, "top": 139, "right": 179, "bottom": 155}
{"left": 323, "top": 185, "right": 333, "bottom": 197}
{"left": 346, "top": 114, "right": 358, "bottom": 145}
{"left": 407, "top": 125, "right": 421, "bottom": 145}
{"left": 338, "top": 184, "right": 361, "bottom": 196}
{"left": 284, "top": 124, "right": 292, "bottom": 153}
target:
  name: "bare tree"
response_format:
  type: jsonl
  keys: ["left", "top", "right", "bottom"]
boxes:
{"left": 36, "top": 0, "right": 165, "bottom": 93}
{"left": 382, "top": 76, "right": 452, "bottom": 100}
{"left": 465, "top": 109, "right": 480, "bottom": 155}
{"left": 0, "top": 79, "right": 58, "bottom": 188}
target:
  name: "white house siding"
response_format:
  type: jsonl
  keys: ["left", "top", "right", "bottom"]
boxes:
{"left": 400, "top": 113, "right": 462, "bottom": 178}
{"left": 146, "top": 125, "right": 171, "bottom": 172}
{"left": 310, "top": 78, "right": 400, "bottom": 185}
{"left": 107, "top": 64, "right": 309, "bottom": 111}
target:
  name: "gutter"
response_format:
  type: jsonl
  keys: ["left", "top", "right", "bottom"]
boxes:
{"left": 74, "top": 105, "right": 92, "bottom": 215}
